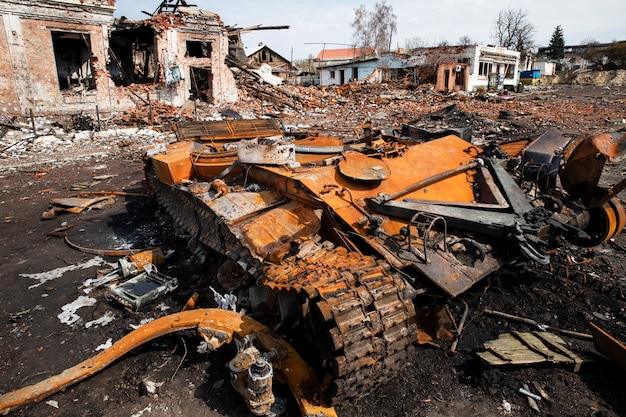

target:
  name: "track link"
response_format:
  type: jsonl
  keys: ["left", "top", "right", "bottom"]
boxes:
{"left": 263, "top": 242, "right": 417, "bottom": 402}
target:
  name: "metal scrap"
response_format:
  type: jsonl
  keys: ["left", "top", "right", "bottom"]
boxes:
{"left": 42, "top": 195, "right": 115, "bottom": 218}
{"left": 590, "top": 322, "right": 626, "bottom": 372}
{"left": 0, "top": 309, "right": 337, "bottom": 417}
{"left": 484, "top": 308, "right": 593, "bottom": 340}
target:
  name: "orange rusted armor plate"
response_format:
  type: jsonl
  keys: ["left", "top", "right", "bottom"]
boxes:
{"left": 338, "top": 150, "right": 391, "bottom": 181}
{"left": 151, "top": 141, "right": 198, "bottom": 185}
{"left": 236, "top": 201, "right": 322, "bottom": 260}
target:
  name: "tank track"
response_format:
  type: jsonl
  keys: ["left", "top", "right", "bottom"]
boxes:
{"left": 541, "top": 252, "right": 625, "bottom": 301}
{"left": 148, "top": 173, "right": 419, "bottom": 402}
{"left": 263, "top": 242, "right": 418, "bottom": 402}
{"left": 148, "top": 173, "right": 264, "bottom": 275}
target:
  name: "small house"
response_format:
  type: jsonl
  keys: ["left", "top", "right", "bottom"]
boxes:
{"left": 247, "top": 45, "right": 298, "bottom": 81}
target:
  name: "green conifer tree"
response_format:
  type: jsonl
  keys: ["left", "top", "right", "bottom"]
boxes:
{"left": 548, "top": 25, "right": 565, "bottom": 60}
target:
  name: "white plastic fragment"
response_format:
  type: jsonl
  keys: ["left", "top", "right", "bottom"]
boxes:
{"left": 95, "top": 338, "right": 113, "bottom": 351}
{"left": 519, "top": 387, "right": 542, "bottom": 401}
{"left": 502, "top": 399, "right": 512, "bottom": 413}
{"left": 130, "top": 405, "right": 152, "bottom": 417}
{"left": 85, "top": 311, "right": 115, "bottom": 328}
{"left": 142, "top": 380, "right": 164, "bottom": 395}
{"left": 46, "top": 400, "right": 59, "bottom": 409}
{"left": 58, "top": 296, "right": 97, "bottom": 325}
{"left": 21, "top": 257, "right": 104, "bottom": 289}
{"left": 130, "top": 318, "right": 155, "bottom": 329}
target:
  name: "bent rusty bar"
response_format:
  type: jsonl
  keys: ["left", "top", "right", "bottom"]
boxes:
{"left": 382, "top": 160, "right": 480, "bottom": 203}
{"left": 0, "top": 309, "right": 336, "bottom": 417}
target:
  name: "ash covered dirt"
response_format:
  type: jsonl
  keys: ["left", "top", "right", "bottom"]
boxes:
{"left": 0, "top": 84, "right": 625, "bottom": 417}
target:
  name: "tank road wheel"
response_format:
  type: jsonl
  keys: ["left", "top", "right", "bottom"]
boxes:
{"left": 263, "top": 242, "right": 417, "bottom": 403}
{"left": 567, "top": 197, "right": 626, "bottom": 247}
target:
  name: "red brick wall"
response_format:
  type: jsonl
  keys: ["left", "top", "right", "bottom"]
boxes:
{"left": 0, "top": 16, "right": 21, "bottom": 114}
{"left": 0, "top": 10, "right": 124, "bottom": 116}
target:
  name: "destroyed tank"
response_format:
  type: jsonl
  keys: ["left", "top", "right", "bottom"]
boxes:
{"left": 146, "top": 119, "right": 626, "bottom": 413}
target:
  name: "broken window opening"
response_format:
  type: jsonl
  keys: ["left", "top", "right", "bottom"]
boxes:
{"left": 455, "top": 68, "right": 465, "bottom": 86}
{"left": 108, "top": 25, "right": 157, "bottom": 86}
{"left": 478, "top": 61, "right": 492, "bottom": 76}
{"left": 52, "top": 31, "right": 96, "bottom": 92}
{"left": 187, "top": 40, "right": 212, "bottom": 58}
{"left": 505, "top": 64, "right": 515, "bottom": 79}
{"left": 189, "top": 67, "right": 213, "bottom": 103}
{"left": 381, "top": 68, "right": 407, "bottom": 82}
{"left": 259, "top": 50, "right": 274, "bottom": 63}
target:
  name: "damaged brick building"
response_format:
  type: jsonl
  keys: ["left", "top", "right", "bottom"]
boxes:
{"left": 0, "top": 0, "right": 238, "bottom": 116}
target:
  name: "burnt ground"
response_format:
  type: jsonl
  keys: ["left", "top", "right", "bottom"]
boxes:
{"left": 1, "top": 83, "right": 626, "bottom": 417}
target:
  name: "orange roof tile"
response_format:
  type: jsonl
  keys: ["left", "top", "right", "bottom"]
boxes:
{"left": 314, "top": 46, "right": 375, "bottom": 61}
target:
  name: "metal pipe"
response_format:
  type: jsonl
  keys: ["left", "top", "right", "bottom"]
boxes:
{"left": 383, "top": 160, "right": 480, "bottom": 202}
{"left": 29, "top": 109, "right": 37, "bottom": 135}
{"left": 484, "top": 308, "right": 592, "bottom": 340}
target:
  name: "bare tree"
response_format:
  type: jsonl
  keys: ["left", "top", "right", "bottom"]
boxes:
{"left": 352, "top": 5, "right": 372, "bottom": 51}
{"left": 352, "top": 1, "right": 397, "bottom": 52}
{"left": 404, "top": 36, "right": 427, "bottom": 52}
{"left": 458, "top": 36, "right": 473, "bottom": 46}
{"left": 492, "top": 7, "right": 535, "bottom": 55}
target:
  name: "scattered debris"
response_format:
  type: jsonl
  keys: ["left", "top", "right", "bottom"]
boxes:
{"left": 19, "top": 257, "right": 104, "bottom": 289}
{"left": 209, "top": 287, "right": 237, "bottom": 311}
{"left": 520, "top": 383, "right": 541, "bottom": 412}
{"left": 501, "top": 399, "right": 512, "bottom": 414}
{"left": 108, "top": 270, "right": 178, "bottom": 312}
{"left": 0, "top": 309, "right": 338, "bottom": 417}
{"left": 484, "top": 308, "right": 593, "bottom": 340}
{"left": 45, "top": 400, "right": 58, "bottom": 409}
{"left": 85, "top": 311, "right": 115, "bottom": 329}
{"left": 42, "top": 195, "right": 115, "bottom": 218}
{"left": 59, "top": 234, "right": 164, "bottom": 258}
{"left": 58, "top": 296, "right": 97, "bottom": 326}
{"left": 449, "top": 301, "right": 469, "bottom": 353}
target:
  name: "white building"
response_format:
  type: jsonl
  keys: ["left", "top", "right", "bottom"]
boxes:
{"left": 408, "top": 45, "right": 521, "bottom": 91}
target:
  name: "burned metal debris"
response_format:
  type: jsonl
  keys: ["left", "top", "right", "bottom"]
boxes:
{"left": 139, "top": 117, "right": 626, "bottom": 411}
{"left": 1, "top": 93, "right": 625, "bottom": 415}
{"left": 590, "top": 322, "right": 626, "bottom": 372}
{"left": 0, "top": 309, "right": 338, "bottom": 417}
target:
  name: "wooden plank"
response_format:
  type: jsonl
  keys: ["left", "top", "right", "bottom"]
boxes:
{"left": 478, "top": 332, "right": 587, "bottom": 371}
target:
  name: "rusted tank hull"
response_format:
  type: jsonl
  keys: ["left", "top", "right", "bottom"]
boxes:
{"left": 145, "top": 122, "right": 625, "bottom": 408}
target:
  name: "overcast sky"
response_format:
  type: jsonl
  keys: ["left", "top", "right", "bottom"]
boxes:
{"left": 114, "top": 0, "right": 625, "bottom": 61}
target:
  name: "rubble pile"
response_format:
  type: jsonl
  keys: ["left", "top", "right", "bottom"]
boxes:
{"left": 0, "top": 118, "right": 173, "bottom": 171}
{"left": 2, "top": 80, "right": 625, "bottom": 175}
{"left": 0, "top": 78, "right": 625, "bottom": 417}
